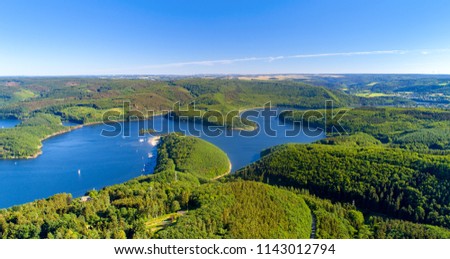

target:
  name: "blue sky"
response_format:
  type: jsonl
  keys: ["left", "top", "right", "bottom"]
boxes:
{"left": 0, "top": 0, "right": 449, "bottom": 75}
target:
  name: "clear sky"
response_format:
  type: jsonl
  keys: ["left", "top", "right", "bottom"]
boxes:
{"left": 0, "top": 0, "right": 449, "bottom": 75}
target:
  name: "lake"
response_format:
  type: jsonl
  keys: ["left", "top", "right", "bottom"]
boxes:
{"left": 0, "top": 119, "right": 20, "bottom": 129}
{"left": 0, "top": 110, "right": 324, "bottom": 208}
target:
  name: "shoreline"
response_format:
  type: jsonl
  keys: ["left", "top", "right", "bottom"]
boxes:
{"left": 4, "top": 125, "right": 84, "bottom": 160}
{"left": 3, "top": 112, "right": 167, "bottom": 160}
{"left": 2, "top": 106, "right": 296, "bottom": 160}
{"left": 234, "top": 105, "right": 301, "bottom": 131}
{"left": 31, "top": 124, "right": 85, "bottom": 158}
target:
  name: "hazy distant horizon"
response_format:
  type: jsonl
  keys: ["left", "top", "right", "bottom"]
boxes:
{"left": 2, "top": 73, "right": 450, "bottom": 78}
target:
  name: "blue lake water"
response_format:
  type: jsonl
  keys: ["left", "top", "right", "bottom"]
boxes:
{"left": 0, "top": 119, "right": 20, "bottom": 129}
{"left": 0, "top": 110, "right": 324, "bottom": 208}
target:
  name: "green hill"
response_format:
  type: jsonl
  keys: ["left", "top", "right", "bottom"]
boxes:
{"left": 235, "top": 141, "right": 450, "bottom": 228}
{"left": 176, "top": 78, "right": 355, "bottom": 111}
{"left": 281, "top": 107, "right": 450, "bottom": 150}
{"left": 0, "top": 134, "right": 229, "bottom": 238}
{"left": 156, "top": 134, "right": 230, "bottom": 181}
{"left": 0, "top": 113, "right": 68, "bottom": 159}
{"left": 157, "top": 181, "right": 312, "bottom": 239}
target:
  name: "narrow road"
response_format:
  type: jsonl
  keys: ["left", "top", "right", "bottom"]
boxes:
{"left": 310, "top": 212, "right": 317, "bottom": 239}
{"left": 211, "top": 161, "right": 232, "bottom": 181}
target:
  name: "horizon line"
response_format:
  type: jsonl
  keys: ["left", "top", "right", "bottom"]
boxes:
{"left": 1, "top": 72, "right": 450, "bottom": 78}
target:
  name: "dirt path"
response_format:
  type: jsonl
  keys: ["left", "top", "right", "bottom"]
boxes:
{"left": 211, "top": 161, "right": 232, "bottom": 180}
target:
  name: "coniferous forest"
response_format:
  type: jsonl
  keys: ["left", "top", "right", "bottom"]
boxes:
{"left": 1, "top": 77, "right": 450, "bottom": 239}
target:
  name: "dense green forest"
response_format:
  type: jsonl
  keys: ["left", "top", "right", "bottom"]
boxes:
{"left": 157, "top": 181, "right": 312, "bottom": 239}
{"left": 0, "top": 134, "right": 312, "bottom": 239}
{"left": 2, "top": 134, "right": 449, "bottom": 239}
{"left": 175, "top": 79, "right": 356, "bottom": 110}
{"left": 281, "top": 107, "right": 450, "bottom": 151}
{"left": 235, "top": 105, "right": 450, "bottom": 237}
{"left": 235, "top": 139, "right": 450, "bottom": 228}
{"left": 1, "top": 78, "right": 357, "bottom": 119}
{"left": 296, "top": 191, "right": 450, "bottom": 239}
{"left": 2, "top": 77, "right": 450, "bottom": 239}
{"left": 0, "top": 134, "right": 222, "bottom": 238}
{"left": 0, "top": 78, "right": 192, "bottom": 116}
{"left": 1, "top": 77, "right": 434, "bottom": 158}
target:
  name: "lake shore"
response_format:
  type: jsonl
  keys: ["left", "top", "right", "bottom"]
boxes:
{"left": 3, "top": 107, "right": 292, "bottom": 160}
{"left": 5, "top": 112, "right": 167, "bottom": 160}
{"left": 4, "top": 124, "right": 84, "bottom": 160}
{"left": 3, "top": 106, "right": 306, "bottom": 160}
{"left": 0, "top": 109, "right": 323, "bottom": 208}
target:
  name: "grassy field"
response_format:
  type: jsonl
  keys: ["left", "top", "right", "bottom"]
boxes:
{"left": 60, "top": 106, "right": 125, "bottom": 124}
{"left": 146, "top": 211, "right": 186, "bottom": 233}
{"left": 355, "top": 91, "right": 394, "bottom": 98}
{"left": 13, "top": 89, "right": 36, "bottom": 101}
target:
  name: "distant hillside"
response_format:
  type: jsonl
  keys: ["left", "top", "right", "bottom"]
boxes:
{"left": 175, "top": 78, "right": 356, "bottom": 110}
{"left": 1, "top": 78, "right": 356, "bottom": 118}
{"left": 0, "top": 78, "right": 362, "bottom": 158}
{"left": 290, "top": 74, "right": 450, "bottom": 106}
{"left": 281, "top": 107, "right": 450, "bottom": 150}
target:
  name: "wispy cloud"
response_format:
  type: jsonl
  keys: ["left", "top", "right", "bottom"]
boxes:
{"left": 143, "top": 49, "right": 411, "bottom": 69}
{"left": 141, "top": 49, "right": 450, "bottom": 70}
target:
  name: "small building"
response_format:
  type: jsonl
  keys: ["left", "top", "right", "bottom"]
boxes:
{"left": 80, "top": 196, "right": 92, "bottom": 202}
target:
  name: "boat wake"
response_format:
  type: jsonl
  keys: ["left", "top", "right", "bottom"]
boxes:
{"left": 148, "top": 136, "right": 161, "bottom": 146}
